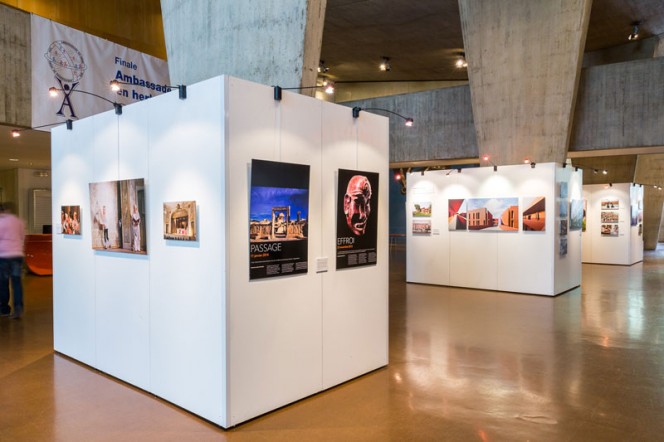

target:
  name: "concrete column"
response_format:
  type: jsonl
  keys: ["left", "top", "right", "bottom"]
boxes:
{"left": 634, "top": 154, "right": 664, "bottom": 250}
{"left": 0, "top": 4, "right": 31, "bottom": 127}
{"left": 459, "top": 0, "right": 592, "bottom": 165}
{"left": 655, "top": 34, "right": 664, "bottom": 58}
{"left": 160, "top": 0, "right": 326, "bottom": 92}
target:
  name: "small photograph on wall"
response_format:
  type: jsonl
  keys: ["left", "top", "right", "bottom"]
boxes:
{"left": 163, "top": 201, "right": 197, "bottom": 241}
{"left": 412, "top": 219, "right": 431, "bottom": 234}
{"left": 582, "top": 199, "right": 587, "bottom": 232}
{"left": 448, "top": 199, "right": 467, "bottom": 231}
{"left": 601, "top": 199, "right": 619, "bottom": 210}
{"left": 601, "top": 224, "right": 619, "bottom": 236}
{"left": 412, "top": 201, "right": 432, "bottom": 217}
{"left": 560, "top": 200, "right": 568, "bottom": 218}
{"left": 89, "top": 178, "right": 147, "bottom": 254}
{"left": 522, "top": 197, "right": 545, "bottom": 231}
{"left": 560, "top": 219, "right": 568, "bottom": 236}
{"left": 467, "top": 198, "right": 519, "bottom": 231}
{"left": 250, "top": 159, "right": 310, "bottom": 280}
{"left": 570, "top": 200, "right": 583, "bottom": 231}
{"left": 336, "top": 168, "right": 379, "bottom": 270}
{"left": 560, "top": 182, "right": 568, "bottom": 199}
{"left": 630, "top": 205, "right": 638, "bottom": 226}
{"left": 639, "top": 223, "right": 643, "bottom": 236}
{"left": 559, "top": 237, "right": 567, "bottom": 255}
{"left": 61, "top": 205, "right": 81, "bottom": 235}
{"left": 601, "top": 211, "right": 619, "bottom": 223}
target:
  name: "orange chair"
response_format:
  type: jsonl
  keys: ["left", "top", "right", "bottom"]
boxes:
{"left": 24, "top": 234, "right": 53, "bottom": 276}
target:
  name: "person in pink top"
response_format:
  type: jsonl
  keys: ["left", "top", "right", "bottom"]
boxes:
{"left": 0, "top": 202, "right": 26, "bottom": 319}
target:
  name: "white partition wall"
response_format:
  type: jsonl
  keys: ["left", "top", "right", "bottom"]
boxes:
{"left": 51, "top": 76, "right": 389, "bottom": 428}
{"left": 406, "top": 163, "right": 581, "bottom": 296}
{"left": 582, "top": 183, "right": 644, "bottom": 265}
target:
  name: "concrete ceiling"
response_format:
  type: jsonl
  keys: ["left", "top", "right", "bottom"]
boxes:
{"left": 2, "top": 0, "right": 664, "bottom": 171}
{"left": 320, "top": 0, "right": 664, "bottom": 83}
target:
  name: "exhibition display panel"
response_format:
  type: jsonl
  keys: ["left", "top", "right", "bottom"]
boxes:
{"left": 406, "top": 163, "right": 582, "bottom": 296}
{"left": 582, "top": 183, "right": 644, "bottom": 265}
{"left": 51, "top": 76, "right": 389, "bottom": 428}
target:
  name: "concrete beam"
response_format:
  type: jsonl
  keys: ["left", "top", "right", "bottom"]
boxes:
{"left": 160, "top": 0, "right": 326, "bottom": 91}
{"left": 570, "top": 58, "right": 664, "bottom": 152}
{"left": 459, "top": 0, "right": 591, "bottom": 165}
{"left": 343, "top": 86, "right": 478, "bottom": 163}
{"left": 571, "top": 155, "right": 637, "bottom": 185}
{"left": 0, "top": 4, "right": 31, "bottom": 127}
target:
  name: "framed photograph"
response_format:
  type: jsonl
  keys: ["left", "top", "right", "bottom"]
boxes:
{"left": 89, "top": 178, "right": 146, "bottom": 254}
{"left": 559, "top": 237, "right": 567, "bottom": 255}
{"left": 560, "top": 182, "right": 568, "bottom": 199}
{"left": 163, "top": 201, "right": 197, "bottom": 241}
{"left": 601, "top": 224, "right": 619, "bottom": 236}
{"left": 522, "top": 197, "right": 545, "bottom": 231}
{"left": 601, "top": 199, "right": 619, "bottom": 210}
{"left": 250, "top": 159, "right": 310, "bottom": 280}
{"left": 582, "top": 199, "right": 587, "bottom": 232}
{"left": 601, "top": 211, "right": 619, "bottom": 223}
{"left": 570, "top": 200, "right": 583, "bottom": 231}
{"left": 466, "top": 197, "right": 519, "bottom": 231}
{"left": 448, "top": 199, "right": 467, "bottom": 231}
{"left": 61, "top": 205, "right": 81, "bottom": 235}
{"left": 560, "top": 219, "right": 568, "bottom": 236}
{"left": 412, "top": 219, "right": 431, "bottom": 234}
{"left": 412, "top": 202, "right": 432, "bottom": 217}
{"left": 336, "top": 168, "right": 380, "bottom": 270}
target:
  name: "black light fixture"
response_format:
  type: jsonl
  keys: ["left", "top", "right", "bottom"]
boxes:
{"left": 11, "top": 120, "right": 73, "bottom": 137}
{"left": 109, "top": 80, "right": 187, "bottom": 100}
{"left": 482, "top": 155, "right": 497, "bottom": 172}
{"left": 530, "top": 162, "right": 536, "bottom": 169}
{"left": 562, "top": 162, "right": 567, "bottom": 168}
{"left": 318, "top": 60, "right": 330, "bottom": 73}
{"left": 455, "top": 52, "right": 468, "bottom": 69}
{"left": 628, "top": 22, "right": 640, "bottom": 41}
{"left": 379, "top": 57, "right": 392, "bottom": 72}
{"left": 49, "top": 86, "right": 123, "bottom": 115}
{"left": 273, "top": 81, "right": 334, "bottom": 101}
{"left": 352, "top": 107, "right": 413, "bottom": 127}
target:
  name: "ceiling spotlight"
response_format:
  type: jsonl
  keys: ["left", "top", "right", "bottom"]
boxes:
{"left": 394, "top": 171, "right": 402, "bottom": 181}
{"left": 405, "top": 118, "right": 414, "bottom": 127}
{"left": 49, "top": 87, "right": 59, "bottom": 97}
{"left": 602, "top": 169, "right": 608, "bottom": 175}
{"left": 628, "top": 22, "right": 640, "bottom": 41}
{"left": 11, "top": 130, "right": 20, "bottom": 138}
{"left": 318, "top": 60, "right": 329, "bottom": 73}
{"left": 593, "top": 169, "right": 598, "bottom": 174}
{"left": 324, "top": 81, "right": 335, "bottom": 94}
{"left": 455, "top": 52, "right": 468, "bottom": 69}
{"left": 379, "top": 57, "right": 391, "bottom": 72}
{"left": 530, "top": 162, "right": 536, "bottom": 169}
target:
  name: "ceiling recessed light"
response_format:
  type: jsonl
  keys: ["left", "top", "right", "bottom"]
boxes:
{"left": 9, "top": 158, "right": 19, "bottom": 162}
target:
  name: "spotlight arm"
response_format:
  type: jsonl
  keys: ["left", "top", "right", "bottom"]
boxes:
{"left": 52, "top": 86, "right": 123, "bottom": 115}
{"left": 273, "top": 85, "right": 330, "bottom": 101}
{"left": 352, "top": 107, "right": 414, "bottom": 126}
{"left": 11, "top": 119, "right": 73, "bottom": 137}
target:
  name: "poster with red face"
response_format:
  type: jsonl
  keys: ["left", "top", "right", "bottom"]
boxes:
{"left": 336, "top": 169, "right": 379, "bottom": 270}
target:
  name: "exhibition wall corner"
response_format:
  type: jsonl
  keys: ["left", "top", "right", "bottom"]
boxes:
{"left": 406, "top": 162, "right": 582, "bottom": 296}
{"left": 51, "top": 76, "right": 389, "bottom": 428}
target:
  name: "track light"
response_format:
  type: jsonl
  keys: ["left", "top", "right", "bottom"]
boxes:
{"left": 593, "top": 169, "right": 598, "bottom": 174}
{"left": 352, "top": 106, "right": 414, "bottom": 127}
{"left": 50, "top": 85, "right": 123, "bottom": 115}
{"left": 628, "top": 22, "right": 640, "bottom": 41}
{"left": 379, "top": 57, "right": 391, "bottom": 72}
{"left": 482, "top": 155, "right": 497, "bottom": 172}
{"left": 318, "top": 60, "right": 329, "bottom": 73}
{"left": 530, "top": 162, "right": 536, "bottom": 169}
{"left": 575, "top": 167, "right": 579, "bottom": 172}
{"left": 10, "top": 120, "right": 73, "bottom": 137}
{"left": 609, "top": 183, "right": 613, "bottom": 187}
{"left": 602, "top": 169, "right": 608, "bottom": 175}
{"left": 109, "top": 79, "right": 187, "bottom": 100}
{"left": 324, "top": 81, "right": 335, "bottom": 94}
{"left": 455, "top": 52, "right": 468, "bottom": 69}
{"left": 562, "top": 162, "right": 567, "bottom": 168}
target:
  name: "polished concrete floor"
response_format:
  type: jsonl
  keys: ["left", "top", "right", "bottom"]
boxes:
{"left": 2, "top": 247, "right": 664, "bottom": 441}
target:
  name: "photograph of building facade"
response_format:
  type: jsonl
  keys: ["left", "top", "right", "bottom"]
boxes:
{"left": 522, "top": 197, "right": 546, "bottom": 231}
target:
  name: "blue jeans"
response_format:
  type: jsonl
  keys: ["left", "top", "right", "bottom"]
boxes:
{"left": 0, "top": 257, "right": 23, "bottom": 315}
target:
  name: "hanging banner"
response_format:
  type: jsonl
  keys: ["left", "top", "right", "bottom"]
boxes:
{"left": 249, "top": 159, "right": 310, "bottom": 280}
{"left": 336, "top": 169, "right": 379, "bottom": 269}
{"left": 31, "top": 14, "right": 170, "bottom": 129}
